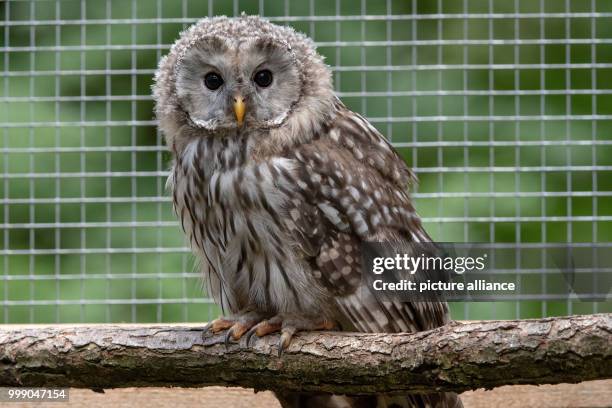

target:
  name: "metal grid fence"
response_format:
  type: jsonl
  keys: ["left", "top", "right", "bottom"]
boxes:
{"left": 1, "top": 0, "right": 611, "bottom": 324}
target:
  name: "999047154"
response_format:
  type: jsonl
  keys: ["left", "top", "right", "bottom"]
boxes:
{"left": 0, "top": 388, "right": 69, "bottom": 402}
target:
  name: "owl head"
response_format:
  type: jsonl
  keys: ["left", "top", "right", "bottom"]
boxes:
{"left": 154, "top": 15, "right": 336, "bottom": 152}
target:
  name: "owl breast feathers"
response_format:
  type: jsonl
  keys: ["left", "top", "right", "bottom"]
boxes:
{"left": 154, "top": 15, "right": 461, "bottom": 408}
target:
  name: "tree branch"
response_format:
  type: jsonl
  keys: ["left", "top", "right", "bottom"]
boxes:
{"left": 0, "top": 314, "right": 610, "bottom": 394}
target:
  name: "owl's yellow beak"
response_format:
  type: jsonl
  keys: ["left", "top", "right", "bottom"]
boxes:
{"left": 233, "top": 95, "right": 245, "bottom": 126}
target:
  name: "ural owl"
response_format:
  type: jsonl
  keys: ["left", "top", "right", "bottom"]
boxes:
{"left": 154, "top": 15, "right": 461, "bottom": 408}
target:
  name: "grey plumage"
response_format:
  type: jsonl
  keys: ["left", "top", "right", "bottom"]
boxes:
{"left": 154, "top": 15, "right": 462, "bottom": 408}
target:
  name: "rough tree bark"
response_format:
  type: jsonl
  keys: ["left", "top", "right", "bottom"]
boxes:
{"left": 0, "top": 314, "right": 610, "bottom": 395}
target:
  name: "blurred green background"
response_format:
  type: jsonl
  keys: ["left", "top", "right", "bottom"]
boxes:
{"left": 0, "top": 0, "right": 610, "bottom": 324}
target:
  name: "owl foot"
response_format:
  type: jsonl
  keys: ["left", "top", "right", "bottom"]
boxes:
{"left": 244, "top": 314, "right": 336, "bottom": 357}
{"left": 203, "top": 310, "right": 272, "bottom": 349}
{"left": 243, "top": 319, "right": 282, "bottom": 345}
{"left": 223, "top": 319, "right": 264, "bottom": 349}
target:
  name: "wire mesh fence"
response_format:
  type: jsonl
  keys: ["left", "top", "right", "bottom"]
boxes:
{"left": 1, "top": 0, "right": 611, "bottom": 324}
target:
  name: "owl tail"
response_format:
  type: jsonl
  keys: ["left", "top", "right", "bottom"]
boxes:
{"left": 275, "top": 391, "right": 463, "bottom": 408}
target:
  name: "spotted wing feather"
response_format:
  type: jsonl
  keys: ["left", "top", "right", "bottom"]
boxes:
{"left": 287, "top": 103, "right": 450, "bottom": 334}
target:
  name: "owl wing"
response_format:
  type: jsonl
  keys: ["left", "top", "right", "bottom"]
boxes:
{"left": 286, "top": 102, "right": 449, "bottom": 333}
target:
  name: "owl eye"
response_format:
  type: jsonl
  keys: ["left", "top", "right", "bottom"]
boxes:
{"left": 253, "top": 69, "right": 273, "bottom": 87}
{"left": 204, "top": 72, "right": 223, "bottom": 90}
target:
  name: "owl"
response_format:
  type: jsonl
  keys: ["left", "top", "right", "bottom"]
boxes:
{"left": 154, "top": 15, "right": 462, "bottom": 408}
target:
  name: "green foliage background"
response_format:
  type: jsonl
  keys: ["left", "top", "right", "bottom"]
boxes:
{"left": 1, "top": 0, "right": 610, "bottom": 323}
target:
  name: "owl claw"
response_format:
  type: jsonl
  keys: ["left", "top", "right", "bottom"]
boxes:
{"left": 278, "top": 327, "right": 297, "bottom": 357}
{"left": 243, "top": 319, "right": 282, "bottom": 347}
{"left": 224, "top": 322, "right": 252, "bottom": 349}
{"left": 241, "top": 316, "right": 336, "bottom": 356}
{"left": 223, "top": 329, "right": 234, "bottom": 349}
{"left": 244, "top": 326, "right": 258, "bottom": 347}
{"left": 201, "top": 321, "right": 213, "bottom": 337}
{"left": 202, "top": 317, "right": 234, "bottom": 340}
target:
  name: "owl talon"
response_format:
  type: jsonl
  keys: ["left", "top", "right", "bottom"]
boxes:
{"left": 202, "top": 318, "right": 234, "bottom": 340}
{"left": 224, "top": 322, "right": 252, "bottom": 349}
{"left": 242, "top": 319, "right": 282, "bottom": 346}
{"left": 278, "top": 327, "right": 297, "bottom": 357}
{"left": 223, "top": 329, "right": 234, "bottom": 349}
{"left": 244, "top": 326, "right": 258, "bottom": 347}
{"left": 201, "top": 321, "right": 213, "bottom": 338}
{"left": 243, "top": 316, "right": 335, "bottom": 356}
